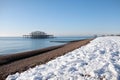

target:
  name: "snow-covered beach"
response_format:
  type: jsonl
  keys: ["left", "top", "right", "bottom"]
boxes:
{"left": 6, "top": 36, "right": 120, "bottom": 80}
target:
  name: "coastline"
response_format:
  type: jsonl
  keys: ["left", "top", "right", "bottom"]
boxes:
{"left": 0, "top": 39, "right": 93, "bottom": 80}
{"left": 0, "top": 45, "right": 65, "bottom": 65}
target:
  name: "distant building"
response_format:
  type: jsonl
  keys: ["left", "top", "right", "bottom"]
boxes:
{"left": 23, "top": 31, "right": 53, "bottom": 39}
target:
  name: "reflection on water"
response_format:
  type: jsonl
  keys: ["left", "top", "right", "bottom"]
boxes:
{"left": 0, "top": 36, "right": 92, "bottom": 55}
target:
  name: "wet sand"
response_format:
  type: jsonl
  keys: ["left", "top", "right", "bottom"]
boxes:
{"left": 0, "top": 39, "right": 93, "bottom": 80}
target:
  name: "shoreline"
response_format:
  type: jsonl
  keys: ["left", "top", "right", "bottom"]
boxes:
{"left": 50, "top": 39, "right": 89, "bottom": 43}
{"left": 0, "top": 39, "right": 93, "bottom": 80}
{"left": 0, "top": 45, "right": 65, "bottom": 65}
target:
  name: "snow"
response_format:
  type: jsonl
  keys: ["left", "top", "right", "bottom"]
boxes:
{"left": 6, "top": 36, "right": 120, "bottom": 80}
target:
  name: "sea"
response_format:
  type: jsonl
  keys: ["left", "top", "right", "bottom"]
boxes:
{"left": 0, "top": 36, "right": 92, "bottom": 55}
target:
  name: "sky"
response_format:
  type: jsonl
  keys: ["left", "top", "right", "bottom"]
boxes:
{"left": 0, "top": 0, "right": 120, "bottom": 37}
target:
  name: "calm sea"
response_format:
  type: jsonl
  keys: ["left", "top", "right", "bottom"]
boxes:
{"left": 0, "top": 36, "right": 92, "bottom": 55}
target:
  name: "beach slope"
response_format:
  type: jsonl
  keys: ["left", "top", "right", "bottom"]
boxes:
{"left": 0, "top": 39, "right": 92, "bottom": 80}
{"left": 6, "top": 36, "right": 120, "bottom": 80}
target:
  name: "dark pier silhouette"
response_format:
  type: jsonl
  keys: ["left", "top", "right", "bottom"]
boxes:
{"left": 23, "top": 31, "right": 53, "bottom": 39}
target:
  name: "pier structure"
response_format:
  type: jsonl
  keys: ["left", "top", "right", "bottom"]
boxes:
{"left": 23, "top": 31, "right": 53, "bottom": 38}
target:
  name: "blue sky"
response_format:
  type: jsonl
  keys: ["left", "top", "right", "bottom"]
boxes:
{"left": 0, "top": 0, "right": 120, "bottom": 37}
